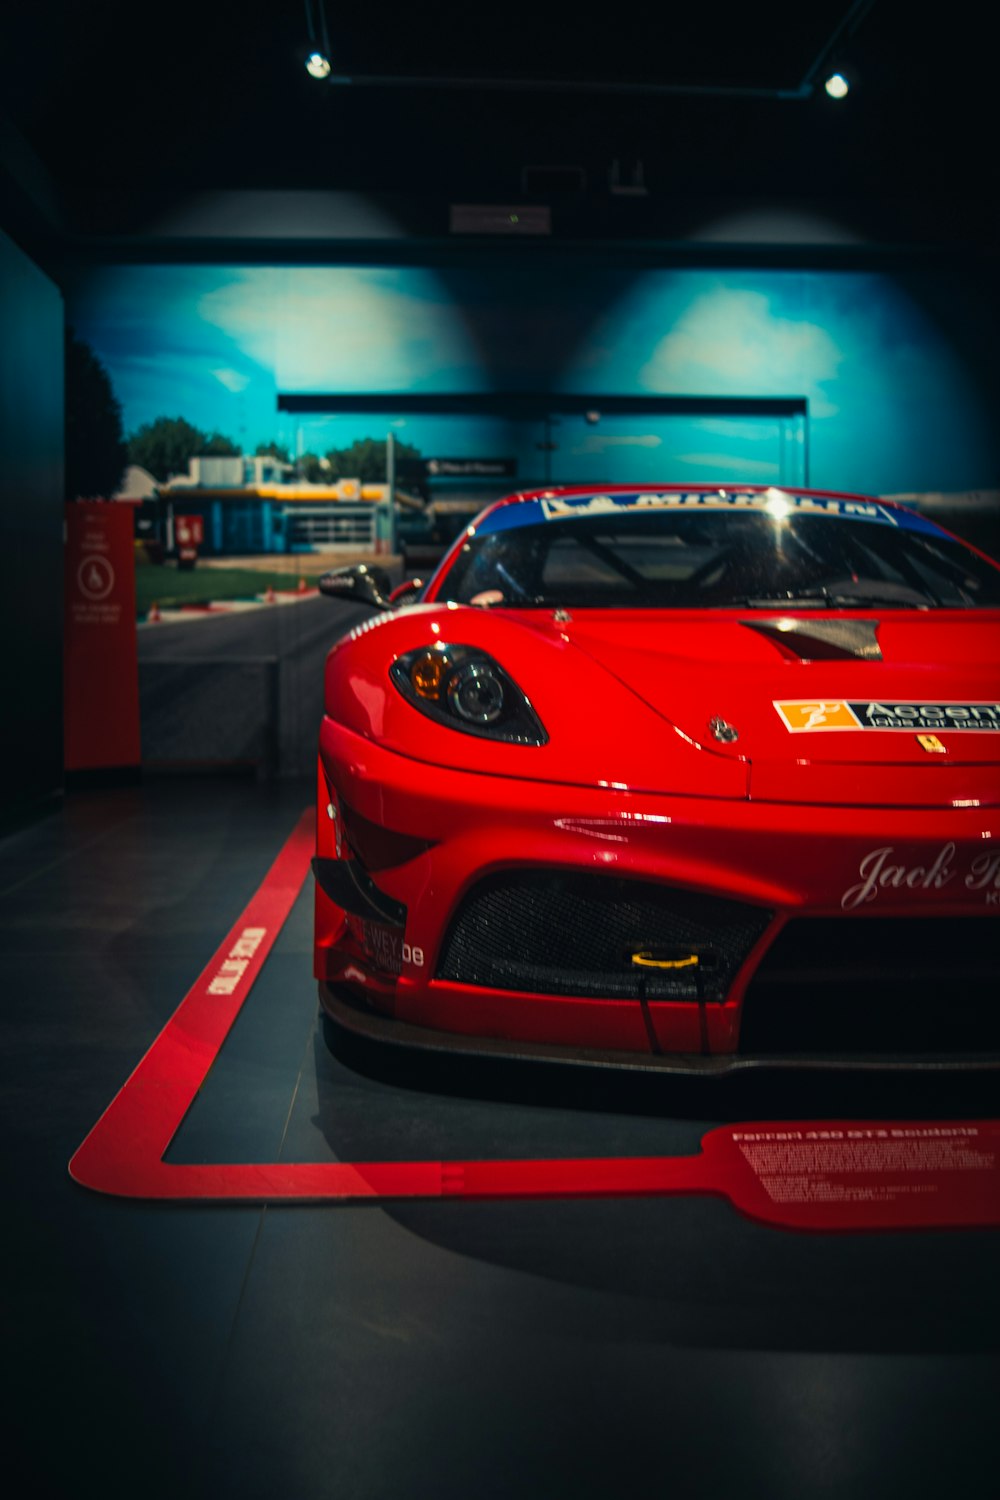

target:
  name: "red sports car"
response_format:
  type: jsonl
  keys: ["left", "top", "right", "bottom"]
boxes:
{"left": 314, "top": 486, "right": 1000, "bottom": 1071}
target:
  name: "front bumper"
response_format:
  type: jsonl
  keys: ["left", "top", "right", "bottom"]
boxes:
{"left": 320, "top": 980, "right": 1000, "bottom": 1075}
{"left": 315, "top": 717, "right": 1000, "bottom": 1062}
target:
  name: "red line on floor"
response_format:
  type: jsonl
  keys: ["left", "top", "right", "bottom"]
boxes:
{"left": 69, "top": 809, "right": 1000, "bottom": 1231}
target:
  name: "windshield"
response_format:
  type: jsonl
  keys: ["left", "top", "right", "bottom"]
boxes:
{"left": 437, "top": 511, "right": 1000, "bottom": 610}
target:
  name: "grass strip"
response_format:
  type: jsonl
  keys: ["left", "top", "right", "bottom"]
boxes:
{"left": 136, "top": 564, "right": 324, "bottom": 615}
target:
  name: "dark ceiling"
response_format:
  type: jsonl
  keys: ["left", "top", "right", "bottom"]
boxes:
{"left": 0, "top": 0, "right": 994, "bottom": 249}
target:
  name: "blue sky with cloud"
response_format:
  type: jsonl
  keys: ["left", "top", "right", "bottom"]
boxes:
{"left": 67, "top": 263, "right": 997, "bottom": 493}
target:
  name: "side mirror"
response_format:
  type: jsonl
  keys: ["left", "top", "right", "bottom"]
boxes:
{"left": 317, "top": 564, "right": 393, "bottom": 609}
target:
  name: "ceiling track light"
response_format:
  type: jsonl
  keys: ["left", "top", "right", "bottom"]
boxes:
{"left": 300, "top": 0, "right": 878, "bottom": 102}
{"left": 303, "top": 0, "right": 332, "bottom": 80}
{"left": 802, "top": 0, "right": 877, "bottom": 102}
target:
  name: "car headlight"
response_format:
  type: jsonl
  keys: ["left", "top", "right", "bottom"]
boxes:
{"left": 390, "top": 644, "right": 548, "bottom": 745}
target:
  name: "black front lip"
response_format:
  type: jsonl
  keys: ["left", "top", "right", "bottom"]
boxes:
{"left": 318, "top": 981, "right": 1000, "bottom": 1076}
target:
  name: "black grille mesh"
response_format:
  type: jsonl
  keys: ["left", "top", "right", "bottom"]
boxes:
{"left": 742, "top": 917, "right": 1000, "bottom": 1053}
{"left": 436, "top": 870, "right": 771, "bottom": 1001}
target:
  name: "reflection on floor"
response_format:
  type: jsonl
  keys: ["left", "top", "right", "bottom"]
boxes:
{"left": 3, "top": 776, "right": 998, "bottom": 1499}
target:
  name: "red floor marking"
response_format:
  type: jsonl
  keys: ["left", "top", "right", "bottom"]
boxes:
{"left": 70, "top": 809, "right": 1000, "bottom": 1231}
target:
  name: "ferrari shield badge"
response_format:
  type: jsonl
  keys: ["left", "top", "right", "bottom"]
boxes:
{"left": 917, "top": 734, "right": 947, "bottom": 753}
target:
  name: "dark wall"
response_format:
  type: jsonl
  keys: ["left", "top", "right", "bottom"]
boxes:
{"left": 0, "top": 227, "right": 64, "bottom": 825}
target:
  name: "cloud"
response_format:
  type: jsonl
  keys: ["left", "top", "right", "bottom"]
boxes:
{"left": 695, "top": 416, "right": 785, "bottom": 443}
{"left": 195, "top": 267, "right": 481, "bottom": 391}
{"left": 639, "top": 288, "right": 843, "bottom": 417}
{"left": 571, "top": 434, "right": 663, "bottom": 454}
{"left": 673, "top": 451, "right": 780, "bottom": 475}
{"left": 210, "top": 367, "right": 251, "bottom": 393}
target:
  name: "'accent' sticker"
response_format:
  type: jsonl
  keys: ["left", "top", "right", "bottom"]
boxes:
{"left": 774, "top": 700, "right": 1000, "bottom": 733}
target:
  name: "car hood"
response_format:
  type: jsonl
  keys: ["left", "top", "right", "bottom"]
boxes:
{"left": 541, "top": 609, "right": 1000, "bottom": 806}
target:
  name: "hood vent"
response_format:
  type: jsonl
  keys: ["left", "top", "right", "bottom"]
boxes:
{"left": 740, "top": 617, "right": 882, "bottom": 662}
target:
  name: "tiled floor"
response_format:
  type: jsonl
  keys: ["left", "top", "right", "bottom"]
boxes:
{"left": 4, "top": 776, "right": 998, "bottom": 1499}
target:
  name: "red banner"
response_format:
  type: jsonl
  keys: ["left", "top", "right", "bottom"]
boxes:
{"left": 64, "top": 502, "right": 141, "bottom": 771}
{"left": 174, "top": 514, "right": 204, "bottom": 547}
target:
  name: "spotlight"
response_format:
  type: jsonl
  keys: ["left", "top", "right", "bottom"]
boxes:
{"left": 303, "top": 0, "right": 332, "bottom": 79}
{"left": 824, "top": 71, "right": 850, "bottom": 99}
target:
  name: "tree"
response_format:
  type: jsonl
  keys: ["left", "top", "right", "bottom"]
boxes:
{"left": 297, "top": 451, "right": 330, "bottom": 483}
{"left": 256, "top": 440, "right": 292, "bottom": 464}
{"left": 128, "top": 416, "right": 207, "bottom": 483}
{"left": 64, "top": 329, "right": 128, "bottom": 500}
{"left": 324, "top": 437, "right": 422, "bottom": 483}
{"left": 127, "top": 419, "right": 240, "bottom": 479}
{"left": 201, "top": 431, "right": 240, "bottom": 457}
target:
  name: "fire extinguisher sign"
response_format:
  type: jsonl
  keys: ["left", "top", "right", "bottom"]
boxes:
{"left": 64, "top": 503, "right": 141, "bottom": 771}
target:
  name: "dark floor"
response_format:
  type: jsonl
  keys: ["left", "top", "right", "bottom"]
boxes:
{"left": 3, "top": 776, "right": 999, "bottom": 1499}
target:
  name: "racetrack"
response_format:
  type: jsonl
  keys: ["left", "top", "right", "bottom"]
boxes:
{"left": 139, "top": 596, "right": 367, "bottom": 777}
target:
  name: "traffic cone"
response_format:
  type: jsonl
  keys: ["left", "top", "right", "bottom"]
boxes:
{"left": 297, "top": 576, "right": 307, "bottom": 593}
{"left": 264, "top": 585, "right": 276, "bottom": 604}
{"left": 148, "top": 600, "right": 161, "bottom": 623}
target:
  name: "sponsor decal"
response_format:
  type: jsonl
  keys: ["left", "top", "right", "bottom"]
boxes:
{"left": 360, "top": 920, "right": 424, "bottom": 975}
{"left": 841, "top": 845, "right": 1000, "bottom": 910}
{"left": 775, "top": 700, "right": 860, "bottom": 732}
{"left": 538, "top": 491, "right": 906, "bottom": 523}
{"left": 775, "top": 700, "right": 1000, "bottom": 733}
{"left": 474, "top": 489, "right": 947, "bottom": 538}
{"left": 207, "top": 927, "right": 268, "bottom": 994}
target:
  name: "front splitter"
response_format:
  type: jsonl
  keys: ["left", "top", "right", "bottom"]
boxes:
{"left": 320, "top": 981, "right": 1000, "bottom": 1076}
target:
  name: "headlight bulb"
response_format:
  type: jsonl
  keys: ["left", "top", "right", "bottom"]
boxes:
{"left": 447, "top": 662, "right": 505, "bottom": 724}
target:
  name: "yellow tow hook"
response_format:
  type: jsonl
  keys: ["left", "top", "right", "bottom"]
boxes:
{"left": 630, "top": 951, "right": 708, "bottom": 1056}
{"left": 630, "top": 951, "right": 700, "bottom": 970}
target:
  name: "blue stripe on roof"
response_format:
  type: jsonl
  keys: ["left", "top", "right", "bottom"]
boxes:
{"left": 473, "top": 490, "right": 949, "bottom": 538}
{"left": 474, "top": 497, "right": 547, "bottom": 534}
